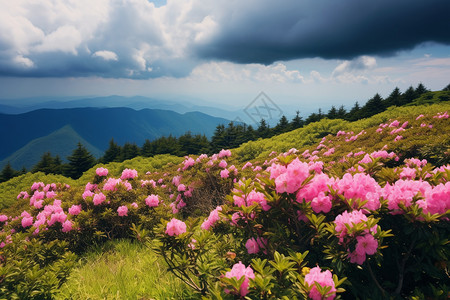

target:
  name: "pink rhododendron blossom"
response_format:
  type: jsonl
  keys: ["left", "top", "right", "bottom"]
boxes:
{"left": 82, "top": 190, "right": 94, "bottom": 199}
{"left": 389, "top": 120, "right": 400, "bottom": 127}
{"left": 218, "top": 160, "right": 228, "bottom": 168}
{"left": 348, "top": 250, "right": 366, "bottom": 265}
{"left": 85, "top": 182, "right": 97, "bottom": 192}
{"left": 17, "top": 191, "right": 30, "bottom": 199}
{"left": 22, "top": 216, "right": 33, "bottom": 228}
{"left": 68, "top": 205, "right": 82, "bottom": 215}
{"left": 356, "top": 234, "right": 378, "bottom": 256}
{"left": 182, "top": 157, "right": 195, "bottom": 170}
{"left": 117, "top": 206, "right": 128, "bottom": 216}
{"left": 304, "top": 266, "right": 336, "bottom": 300}
{"left": 297, "top": 173, "right": 334, "bottom": 203}
{"left": 323, "top": 147, "right": 335, "bottom": 156}
{"left": 201, "top": 206, "right": 222, "bottom": 230}
{"left": 399, "top": 167, "right": 416, "bottom": 179}
{"left": 165, "top": 218, "right": 186, "bottom": 236}
{"left": 376, "top": 128, "right": 383, "bottom": 133}
{"left": 358, "top": 154, "right": 372, "bottom": 164}
{"left": 61, "top": 220, "right": 73, "bottom": 232}
{"left": 225, "top": 262, "right": 255, "bottom": 296}
{"left": 334, "top": 210, "right": 368, "bottom": 242}
{"left": 311, "top": 192, "right": 332, "bottom": 213}
{"left": 93, "top": 193, "right": 106, "bottom": 205}
{"left": 416, "top": 114, "right": 425, "bottom": 120}
{"left": 335, "top": 173, "right": 381, "bottom": 210}
{"left": 46, "top": 191, "right": 57, "bottom": 199}
{"left": 245, "top": 237, "right": 260, "bottom": 254}
{"left": 145, "top": 194, "right": 160, "bottom": 207}
{"left": 34, "top": 200, "right": 43, "bottom": 209}
{"left": 96, "top": 167, "right": 108, "bottom": 176}
{"left": 218, "top": 149, "right": 232, "bottom": 158}
{"left": 120, "top": 168, "right": 138, "bottom": 180}
{"left": 177, "top": 184, "right": 186, "bottom": 192}
{"left": 220, "top": 169, "right": 230, "bottom": 178}
{"left": 394, "top": 135, "right": 403, "bottom": 141}
{"left": 0, "top": 215, "right": 8, "bottom": 222}
{"left": 383, "top": 179, "right": 432, "bottom": 213}
{"left": 31, "top": 182, "right": 45, "bottom": 191}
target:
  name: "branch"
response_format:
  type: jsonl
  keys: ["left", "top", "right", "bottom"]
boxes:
{"left": 367, "top": 261, "right": 386, "bottom": 297}
{"left": 394, "top": 235, "right": 417, "bottom": 295}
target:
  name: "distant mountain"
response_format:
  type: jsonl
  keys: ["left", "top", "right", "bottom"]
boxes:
{"left": 0, "top": 107, "right": 231, "bottom": 167}
{"left": 0, "top": 125, "right": 103, "bottom": 170}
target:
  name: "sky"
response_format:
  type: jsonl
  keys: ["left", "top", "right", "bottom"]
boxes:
{"left": 1, "top": 0, "right": 450, "bottom": 115}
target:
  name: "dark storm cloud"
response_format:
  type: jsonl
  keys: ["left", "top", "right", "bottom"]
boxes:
{"left": 195, "top": 0, "right": 450, "bottom": 64}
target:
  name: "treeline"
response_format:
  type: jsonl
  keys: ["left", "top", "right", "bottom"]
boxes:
{"left": 1, "top": 83, "right": 448, "bottom": 182}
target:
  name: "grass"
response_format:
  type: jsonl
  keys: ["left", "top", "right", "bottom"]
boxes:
{"left": 56, "top": 239, "right": 195, "bottom": 300}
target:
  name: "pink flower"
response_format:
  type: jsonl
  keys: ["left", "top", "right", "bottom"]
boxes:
{"left": 311, "top": 192, "right": 332, "bottom": 213}
{"left": 145, "top": 194, "right": 160, "bottom": 207}
{"left": 61, "top": 220, "right": 73, "bottom": 232}
{"left": 131, "top": 202, "right": 138, "bottom": 208}
{"left": 356, "top": 234, "right": 378, "bottom": 256}
{"left": 304, "top": 266, "right": 336, "bottom": 300}
{"left": 165, "top": 218, "right": 186, "bottom": 236}
{"left": 394, "top": 135, "right": 403, "bottom": 142}
{"left": 22, "top": 216, "right": 33, "bottom": 228}
{"left": 245, "top": 237, "right": 259, "bottom": 254}
{"left": 93, "top": 192, "right": 106, "bottom": 205}
{"left": 46, "top": 191, "right": 57, "bottom": 199}
{"left": 68, "top": 204, "right": 82, "bottom": 215}
{"left": 218, "top": 149, "right": 232, "bottom": 158}
{"left": 225, "top": 262, "right": 255, "bottom": 296}
{"left": 177, "top": 184, "right": 186, "bottom": 192}
{"left": 117, "top": 206, "right": 128, "bottom": 217}
{"left": 82, "top": 190, "right": 94, "bottom": 199}
{"left": 96, "top": 167, "right": 109, "bottom": 176}
{"left": 218, "top": 160, "right": 228, "bottom": 168}
{"left": 201, "top": 206, "right": 222, "bottom": 230}
{"left": 120, "top": 168, "right": 138, "bottom": 180}
{"left": 182, "top": 157, "right": 195, "bottom": 170}
{"left": 0, "top": 215, "right": 8, "bottom": 222}
{"left": 220, "top": 169, "right": 229, "bottom": 178}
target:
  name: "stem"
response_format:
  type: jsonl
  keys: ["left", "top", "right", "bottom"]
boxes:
{"left": 367, "top": 261, "right": 386, "bottom": 297}
{"left": 394, "top": 235, "right": 417, "bottom": 295}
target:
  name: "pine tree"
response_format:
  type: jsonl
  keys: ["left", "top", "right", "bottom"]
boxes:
{"left": 64, "top": 143, "right": 96, "bottom": 179}
{"left": 415, "top": 83, "right": 429, "bottom": 96}
{"left": 346, "top": 101, "right": 361, "bottom": 121}
{"left": 0, "top": 162, "right": 17, "bottom": 183}
{"left": 327, "top": 106, "right": 338, "bottom": 119}
{"left": 290, "top": 111, "right": 304, "bottom": 129}
{"left": 384, "top": 87, "right": 402, "bottom": 107}
{"left": 121, "top": 142, "right": 140, "bottom": 161}
{"left": 442, "top": 83, "right": 450, "bottom": 91}
{"left": 274, "top": 115, "right": 290, "bottom": 134}
{"left": 336, "top": 105, "right": 347, "bottom": 119}
{"left": 101, "top": 139, "right": 122, "bottom": 163}
{"left": 257, "top": 119, "right": 270, "bottom": 138}
{"left": 32, "top": 152, "right": 62, "bottom": 174}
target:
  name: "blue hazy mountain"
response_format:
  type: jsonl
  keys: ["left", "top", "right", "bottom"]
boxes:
{"left": 0, "top": 107, "right": 231, "bottom": 169}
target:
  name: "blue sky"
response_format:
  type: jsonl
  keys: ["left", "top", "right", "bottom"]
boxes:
{"left": 0, "top": 0, "right": 449, "bottom": 114}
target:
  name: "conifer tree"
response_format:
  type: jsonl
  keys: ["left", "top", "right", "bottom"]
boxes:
{"left": 121, "top": 142, "right": 140, "bottom": 161}
{"left": 101, "top": 139, "right": 122, "bottom": 163}
{"left": 290, "top": 111, "right": 304, "bottom": 129}
{"left": 64, "top": 142, "right": 96, "bottom": 179}
{"left": 274, "top": 115, "right": 290, "bottom": 134}
{"left": 0, "top": 162, "right": 17, "bottom": 183}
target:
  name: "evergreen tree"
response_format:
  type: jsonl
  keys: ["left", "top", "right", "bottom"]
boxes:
{"left": 121, "top": 142, "right": 140, "bottom": 161}
{"left": 32, "top": 152, "right": 63, "bottom": 174}
{"left": 401, "top": 86, "right": 416, "bottom": 105}
{"left": 290, "top": 111, "right": 304, "bottom": 130}
{"left": 336, "top": 105, "right": 347, "bottom": 119}
{"left": 442, "top": 83, "right": 450, "bottom": 91}
{"left": 0, "top": 162, "right": 18, "bottom": 183}
{"left": 211, "top": 124, "right": 227, "bottom": 153}
{"left": 327, "top": 106, "right": 338, "bottom": 119}
{"left": 384, "top": 87, "right": 402, "bottom": 107}
{"left": 257, "top": 119, "right": 270, "bottom": 138}
{"left": 141, "top": 139, "right": 154, "bottom": 157}
{"left": 101, "top": 139, "right": 122, "bottom": 163}
{"left": 274, "top": 115, "right": 290, "bottom": 134}
{"left": 346, "top": 101, "right": 361, "bottom": 121}
{"left": 64, "top": 143, "right": 96, "bottom": 179}
{"left": 360, "top": 93, "right": 384, "bottom": 118}
{"left": 415, "top": 83, "right": 429, "bottom": 96}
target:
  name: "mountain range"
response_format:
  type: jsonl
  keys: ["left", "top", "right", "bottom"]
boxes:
{"left": 0, "top": 107, "right": 230, "bottom": 169}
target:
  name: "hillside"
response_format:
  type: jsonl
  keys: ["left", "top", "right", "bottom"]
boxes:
{"left": 0, "top": 102, "right": 448, "bottom": 299}
{"left": 0, "top": 107, "right": 230, "bottom": 163}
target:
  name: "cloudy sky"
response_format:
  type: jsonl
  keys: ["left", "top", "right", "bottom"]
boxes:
{"left": 1, "top": 0, "right": 450, "bottom": 113}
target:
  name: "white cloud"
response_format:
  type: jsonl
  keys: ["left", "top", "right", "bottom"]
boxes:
{"left": 332, "top": 56, "right": 377, "bottom": 76}
{"left": 190, "top": 62, "right": 304, "bottom": 83}
{"left": 13, "top": 55, "right": 34, "bottom": 68}
{"left": 92, "top": 50, "right": 118, "bottom": 61}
